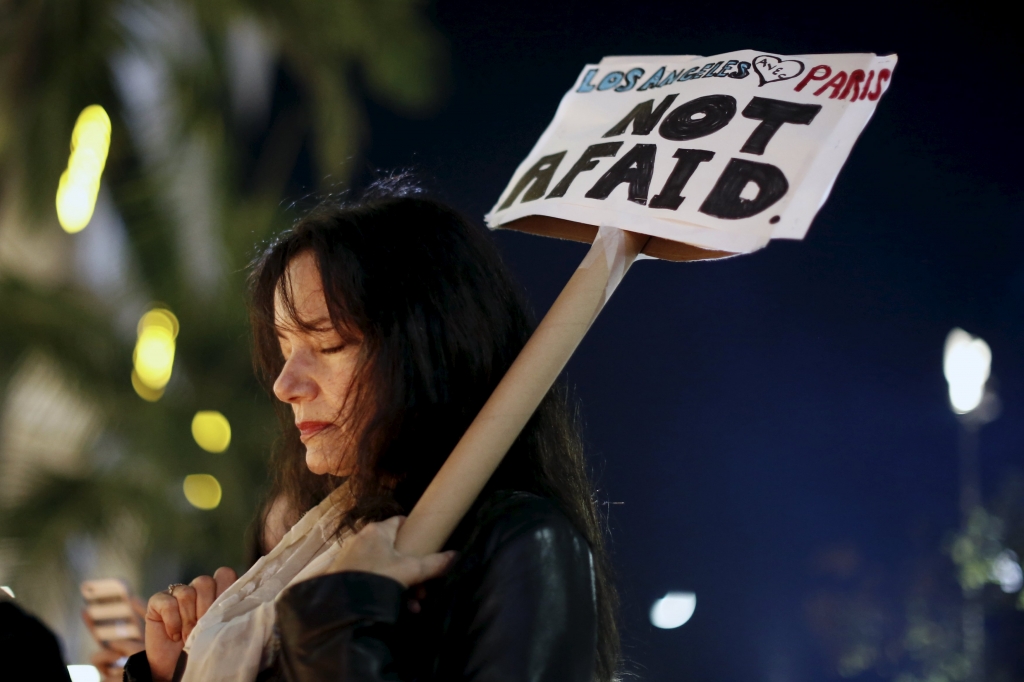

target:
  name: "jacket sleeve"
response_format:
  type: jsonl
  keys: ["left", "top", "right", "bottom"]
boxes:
{"left": 275, "top": 571, "right": 405, "bottom": 682}
{"left": 122, "top": 651, "right": 152, "bottom": 682}
{"left": 450, "top": 514, "right": 598, "bottom": 682}
{"left": 275, "top": 504, "right": 597, "bottom": 682}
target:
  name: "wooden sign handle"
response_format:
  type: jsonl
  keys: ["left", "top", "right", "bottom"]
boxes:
{"left": 395, "top": 224, "right": 650, "bottom": 556}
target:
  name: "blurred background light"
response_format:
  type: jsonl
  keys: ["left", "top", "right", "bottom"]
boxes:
{"left": 134, "top": 326, "right": 175, "bottom": 386}
{"left": 991, "top": 550, "right": 1023, "bottom": 594}
{"left": 56, "top": 105, "right": 111, "bottom": 233}
{"left": 183, "top": 474, "right": 222, "bottom": 510}
{"left": 650, "top": 591, "right": 697, "bottom": 629}
{"left": 132, "top": 308, "right": 179, "bottom": 399}
{"left": 192, "top": 411, "right": 231, "bottom": 453}
{"left": 0, "top": 586, "right": 14, "bottom": 598}
{"left": 67, "top": 665, "right": 100, "bottom": 682}
{"left": 131, "top": 369, "right": 164, "bottom": 402}
{"left": 943, "top": 328, "right": 991, "bottom": 414}
{"left": 137, "top": 308, "right": 179, "bottom": 337}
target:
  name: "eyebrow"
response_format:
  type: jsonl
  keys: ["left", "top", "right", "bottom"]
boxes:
{"left": 275, "top": 316, "right": 337, "bottom": 336}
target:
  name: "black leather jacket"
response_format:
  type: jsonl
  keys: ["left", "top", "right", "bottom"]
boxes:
{"left": 125, "top": 492, "right": 598, "bottom": 682}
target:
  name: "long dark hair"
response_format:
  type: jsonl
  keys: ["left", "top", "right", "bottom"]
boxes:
{"left": 248, "top": 179, "right": 619, "bottom": 680}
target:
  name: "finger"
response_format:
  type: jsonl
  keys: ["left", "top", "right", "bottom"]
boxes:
{"left": 147, "top": 592, "right": 183, "bottom": 642}
{"left": 213, "top": 566, "right": 238, "bottom": 597}
{"left": 173, "top": 585, "right": 198, "bottom": 640}
{"left": 191, "top": 575, "right": 217, "bottom": 620}
{"left": 409, "top": 550, "right": 458, "bottom": 585}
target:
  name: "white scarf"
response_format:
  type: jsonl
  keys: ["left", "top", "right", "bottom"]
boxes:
{"left": 182, "top": 485, "right": 353, "bottom": 681}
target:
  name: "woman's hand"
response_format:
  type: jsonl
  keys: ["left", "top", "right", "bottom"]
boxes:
{"left": 327, "top": 516, "right": 456, "bottom": 588}
{"left": 144, "top": 567, "right": 238, "bottom": 681}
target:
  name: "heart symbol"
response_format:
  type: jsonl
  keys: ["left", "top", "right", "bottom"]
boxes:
{"left": 752, "top": 55, "right": 805, "bottom": 86}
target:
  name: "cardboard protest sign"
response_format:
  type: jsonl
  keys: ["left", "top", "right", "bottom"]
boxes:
{"left": 486, "top": 50, "right": 897, "bottom": 256}
{"left": 398, "top": 50, "right": 896, "bottom": 558}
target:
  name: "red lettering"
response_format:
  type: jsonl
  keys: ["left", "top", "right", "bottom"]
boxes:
{"left": 859, "top": 71, "right": 875, "bottom": 100}
{"left": 814, "top": 71, "right": 847, "bottom": 98}
{"left": 868, "top": 68, "right": 891, "bottom": 101}
{"left": 794, "top": 65, "right": 831, "bottom": 92}
{"left": 840, "top": 70, "right": 865, "bottom": 100}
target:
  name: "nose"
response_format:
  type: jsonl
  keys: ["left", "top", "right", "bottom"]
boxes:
{"left": 273, "top": 352, "right": 318, "bottom": 405}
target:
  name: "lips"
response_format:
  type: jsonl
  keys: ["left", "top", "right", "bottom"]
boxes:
{"left": 296, "top": 421, "right": 333, "bottom": 441}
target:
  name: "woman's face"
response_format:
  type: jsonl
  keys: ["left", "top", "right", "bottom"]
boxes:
{"left": 273, "top": 251, "right": 363, "bottom": 476}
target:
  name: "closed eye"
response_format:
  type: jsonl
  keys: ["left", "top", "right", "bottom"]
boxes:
{"left": 320, "top": 344, "right": 347, "bottom": 355}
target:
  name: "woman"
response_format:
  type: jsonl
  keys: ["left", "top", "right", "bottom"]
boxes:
{"left": 127, "top": 180, "right": 618, "bottom": 681}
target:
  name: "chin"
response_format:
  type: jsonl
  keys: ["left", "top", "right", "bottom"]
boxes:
{"left": 305, "top": 448, "right": 354, "bottom": 477}
{"left": 304, "top": 449, "right": 332, "bottom": 475}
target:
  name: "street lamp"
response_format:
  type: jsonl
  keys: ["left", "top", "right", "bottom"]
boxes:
{"left": 943, "top": 328, "right": 998, "bottom": 516}
{"left": 943, "top": 328, "right": 991, "bottom": 415}
{"left": 943, "top": 327, "right": 997, "bottom": 682}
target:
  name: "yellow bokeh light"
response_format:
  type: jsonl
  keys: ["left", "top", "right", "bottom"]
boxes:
{"left": 191, "top": 411, "right": 231, "bottom": 453}
{"left": 183, "top": 474, "right": 222, "bottom": 510}
{"left": 67, "top": 147, "right": 104, "bottom": 184}
{"left": 56, "top": 105, "right": 111, "bottom": 234}
{"left": 137, "top": 308, "right": 179, "bottom": 338}
{"left": 132, "top": 307, "right": 178, "bottom": 399}
{"left": 71, "top": 105, "right": 111, "bottom": 152}
{"left": 131, "top": 369, "right": 165, "bottom": 402}
{"left": 133, "top": 326, "right": 175, "bottom": 388}
{"left": 56, "top": 172, "right": 95, "bottom": 233}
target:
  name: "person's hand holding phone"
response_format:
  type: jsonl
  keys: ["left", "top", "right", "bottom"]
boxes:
{"left": 144, "top": 567, "right": 237, "bottom": 681}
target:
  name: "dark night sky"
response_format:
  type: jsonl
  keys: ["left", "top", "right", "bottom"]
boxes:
{"left": 341, "top": 2, "right": 1022, "bottom": 679}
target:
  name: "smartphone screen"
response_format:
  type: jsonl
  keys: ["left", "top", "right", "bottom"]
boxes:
{"left": 81, "top": 578, "right": 142, "bottom": 642}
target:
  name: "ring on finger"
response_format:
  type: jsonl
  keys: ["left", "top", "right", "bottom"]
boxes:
{"left": 166, "top": 583, "right": 186, "bottom": 596}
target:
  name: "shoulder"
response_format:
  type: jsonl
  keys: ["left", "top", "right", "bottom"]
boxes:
{"left": 460, "top": 492, "right": 592, "bottom": 571}
{"left": 427, "top": 494, "right": 598, "bottom": 682}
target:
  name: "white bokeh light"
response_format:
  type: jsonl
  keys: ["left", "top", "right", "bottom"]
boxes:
{"left": 650, "top": 591, "right": 696, "bottom": 629}
{"left": 943, "top": 328, "right": 991, "bottom": 414}
{"left": 67, "top": 666, "right": 101, "bottom": 682}
{"left": 991, "top": 550, "right": 1024, "bottom": 594}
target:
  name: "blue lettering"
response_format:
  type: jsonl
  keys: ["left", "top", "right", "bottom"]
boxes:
{"left": 716, "top": 60, "right": 739, "bottom": 77}
{"left": 659, "top": 69, "right": 684, "bottom": 87}
{"left": 691, "top": 63, "right": 716, "bottom": 79}
{"left": 729, "top": 62, "right": 751, "bottom": 79}
{"left": 597, "top": 71, "right": 625, "bottom": 91}
{"left": 703, "top": 61, "right": 725, "bottom": 77}
{"left": 616, "top": 68, "right": 645, "bottom": 92}
{"left": 677, "top": 65, "right": 704, "bottom": 82}
{"left": 637, "top": 67, "right": 666, "bottom": 91}
{"left": 577, "top": 69, "right": 599, "bottom": 93}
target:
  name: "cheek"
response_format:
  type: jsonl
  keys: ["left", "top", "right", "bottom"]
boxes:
{"left": 302, "top": 347, "right": 363, "bottom": 476}
{"left": 322, "top": 356, "right": 360, "bottom": 413}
